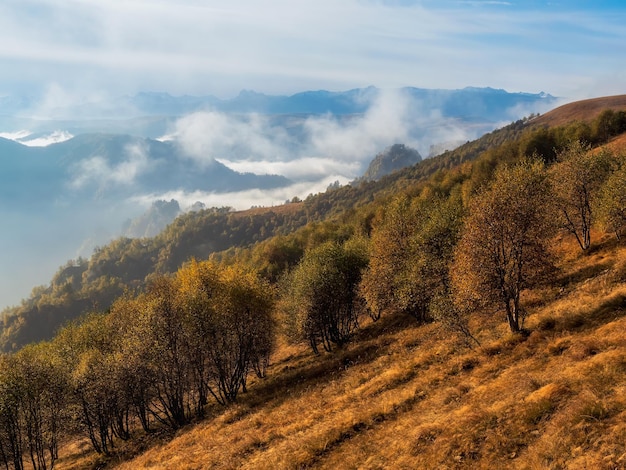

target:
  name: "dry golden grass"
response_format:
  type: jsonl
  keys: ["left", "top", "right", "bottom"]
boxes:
{"left": 533, "top": 94, "right": 626, "bottom": 128}
{"left": 56, "top": 233, "right": 626, "bottom": 470}
{"left": 605, "top": 132, "right": 626, "bottom": 154}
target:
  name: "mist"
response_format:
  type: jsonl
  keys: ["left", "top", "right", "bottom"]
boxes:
{"left": 165, "top": 89, "right": 483, "bottom": 184}
{"left": 0, "top": 200, "right": 143, "bottom": 311}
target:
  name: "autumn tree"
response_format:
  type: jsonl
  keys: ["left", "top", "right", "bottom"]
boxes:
{"left": 219, "top": 264, "right": 275, "bottom": 382}
{"left": 283, "top": 239, "right": 368, "bottom": 353}
{"left": 361, "top": 193, "right": 463, "bottom": 322}
{"left": 451, "top": 159, "right": 556, "bottom": 333}
{"left": 177, "top": 260, "right": 274, "bottom": 406}
{"left": 592, "top": 109, "right": 626, "bottom": 143}
{"left": 550, "top": 142, "right": 612, "bottom": 250}
{"left": 139, "top": 276, "right": 194, "bottom": 429}
{"left": 252, "top": 235, "right": 304, "bottom": 282}
{"left": 360, "top": 196, "right": 419, "bottom": 320}
{"left": 412, "top": 193, "right": 478, "bottom": 343}
{"left": 519, "top": 127, "right": 559, "bottom": 163}
{"left": 596, "top": 158, "right": 626, "bottom": 240}
{"left": 0, "top": 355, "right": 24, "bottom": 470}
{"left": 53, "top": 313, "right": 129, "bottom": 454}
{"left": 13, "top": 343, "right": 67, "bottom": 470}
{"left": 107, "top": 295, "right": 155, "bottom": 433}
{"left": 412, "top": 194, "right": 464, "bottom": 305}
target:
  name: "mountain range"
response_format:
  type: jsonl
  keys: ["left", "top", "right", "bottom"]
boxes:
{"left": 0, "top": 87, "right": 555, "bottom": 136}
{"left": 128, "top": 87, "right": 553, "bottom": 117}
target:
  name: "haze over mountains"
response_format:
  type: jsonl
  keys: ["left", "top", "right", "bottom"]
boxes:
{"left": 0, "top": 86, "right": 555, "bottom": 309}
{"left": 2, "top": 86, "right": 553, "bottom": 121}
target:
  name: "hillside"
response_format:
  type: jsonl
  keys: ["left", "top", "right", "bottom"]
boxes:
{"left": 0, "top": 85, "right": 559, "bottom": 313}
{"left": 2, "top": 94, "right": 626, "bottom": 470}
{"left": 0, "top": 115, "right": 531, "bottom": 352}
{"left": 55, "top": 231, "right": 626, "bottom": 469}
{"left": 2, "top": 95, "right": 626, "bottom": 352}
{"left": 532, "top": 94, "right": 626, "bottom": 127}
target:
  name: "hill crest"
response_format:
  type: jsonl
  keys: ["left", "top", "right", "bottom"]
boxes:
{"left": 532, "top": 94, "right": 626, "bottom": 127}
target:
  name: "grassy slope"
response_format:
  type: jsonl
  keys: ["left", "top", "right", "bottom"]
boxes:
{"left": 532, "top": 94, "right": 626, "bottom": 127}
{"left": 55, "top": 230, "right": 626, "bottom": 470}
{"left": 54, "top": 101, "right": 626, "bottom": 470}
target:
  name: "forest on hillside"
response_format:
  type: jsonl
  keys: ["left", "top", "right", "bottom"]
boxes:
{"left": 1, "top": 107, "right": 626, "bottom": 469}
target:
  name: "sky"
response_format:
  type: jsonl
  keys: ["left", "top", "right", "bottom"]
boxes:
{"left": 0, "top": 0, "right": 625, "bottom": 102}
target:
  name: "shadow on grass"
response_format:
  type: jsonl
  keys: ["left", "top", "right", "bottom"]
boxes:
{"left": 538, "top": 294, "right": 626, "bottom": 334}
{"left": 241, "top": 313, "right": 419, "bottom": 411}
{"left": 556, "top": 261, "right": 612, "bottom": 289}
{"left": 96, "top": 313, "right": 421, "bottom": 468}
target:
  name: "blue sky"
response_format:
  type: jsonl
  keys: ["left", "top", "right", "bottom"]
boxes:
{"left": 0, "top": 0, "right": 625, "bottom": 102}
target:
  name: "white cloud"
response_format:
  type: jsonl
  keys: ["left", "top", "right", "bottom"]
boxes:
{"left": 170, "top": 111, "right": 294, "bottom": 165}
{"left": 216, "top": 157, "right": 361, "bottom": 181}
{"left": 71, "top": 142, "right": 150, "bottom": 189}
{"left": 165, "top": 88, "right": 492, "bottom": 181}
{"left": 304, "top": 89, "right": 416, "bottom": 161}
{"left": 0, "top": 130, "right": 32, "bottom": 140}
{"left": 20, "top": 130, "right": 73, "bottom": 146}
{"left": 0, "top": 129, "right": 73, "bottom": 146}
{"left": 131, "top": 175, "right": 351, "bottom": 212}
{"left": 0, "top": 1, "right": 624, "bottom": 99}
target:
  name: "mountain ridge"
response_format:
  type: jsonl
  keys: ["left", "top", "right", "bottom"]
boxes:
{"left": 2, "top": 86, "right": 556, "bottom": 121}
{"left": 532, "top": 94, "right": 626, "bottom": 127}
{"left": 0, "top": 133, "right": 292, "bottom": 205}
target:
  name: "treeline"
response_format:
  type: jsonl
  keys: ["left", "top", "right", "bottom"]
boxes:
{"left": 0, "top": 260, "right": 272, "bottom": 468}
{"left": 1, "top": 109, "right": 626, "bottom": 466}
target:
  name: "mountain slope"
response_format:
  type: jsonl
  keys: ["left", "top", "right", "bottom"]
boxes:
{"left": 4, "top": 94, "right": 626, "bottom": 470}
{"left": 532, "top": 94, "right": 626, "bottom": 127}
{"left": 57, "top": 232, "right": 626, "bottom": 470}
{"left": 4, "top": 95, "right": 621, "bottom": 352}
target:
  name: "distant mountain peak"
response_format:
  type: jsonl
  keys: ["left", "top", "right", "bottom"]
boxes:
{"left": 362, "top": 143, "right": 422, "bottom": 181}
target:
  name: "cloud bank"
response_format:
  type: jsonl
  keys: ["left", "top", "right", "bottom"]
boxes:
{"left": 0, "top": 130, "right": 73, "bottom": 146}
{"left": 70, "top": 142, "right": 150, "bottom": 190}
{"left": 132, "top": 176, "right": 348, "bottom": 213}
{"left": 164, "top": 89, "right": 478, "bottom": 190}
